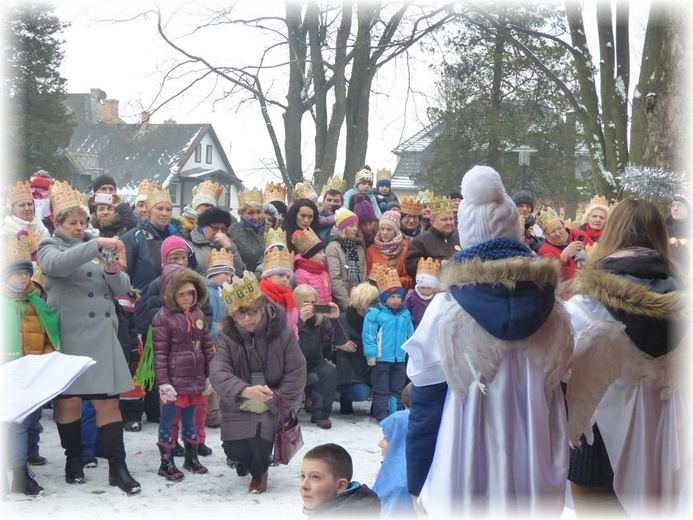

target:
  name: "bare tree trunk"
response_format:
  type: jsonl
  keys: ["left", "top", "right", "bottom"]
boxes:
{"left": 487, "top": 8, "right": 506, "bottom": 166}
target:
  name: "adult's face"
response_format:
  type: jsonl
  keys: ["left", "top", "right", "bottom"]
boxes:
{"left": 296, "top": 206, "right": 315, "bottom": 230}
{"left": 587, "top": 209, "right": 607, "bottom": 231}
{"left": 96, "top": 184, "right": 116, "bottom": 194}
{"left": 55, "top": 213, "right": 87, "bottom": 241}
{"left": 430, "top": 212, "right": 455, "bottom": 236}
{"left": 378, "top": 224, "right": 396, "bottom": 243}
{"left": 233, "top": 307, "right": 264, "bottom": 333}
{"left": 422, "top": 204, "right": 431, "bottom": 218}
{"left": 277, "top": 213, "right": 285, "bottom": 227}
{"left": 135, "top": 201, "right": 148, "bottom": 222}
{"left": 148, "top": 202, "right": 172, "bottom": 230}
{"left": 451, "top": 198, "right": 461, "bottom": 212}
{"left": 96, "top": 204, "right": 116, "bottom": 220}
{"left": 13, "top": 200, "right": 35, "bottom": 221}
{"left": 323, "top": 194, "right": 342, "bottom": 215}
{"left": 240, "top": 204, "right": 264, "bottom": 226}
{"left": 516, "top": 203, "right": 533, "bottom": 219}
{"left": 264, "top": 214, "right": 274, "bottom": 229}
{"left": 202, "top": 222, "right": 228, "bottom": 241}
{"left": 360, "top": 220, "right": 377, "bottom": 238}
{"left": 543, "top": 222, "right": 568, "bottom": 246}
{"left": 670, "top": 201, "right": 688, "bottom": 221}
{"left": 401, "top": 213, "right": 420, "bottom": 232}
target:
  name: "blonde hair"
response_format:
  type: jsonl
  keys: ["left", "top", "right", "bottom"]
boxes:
{"left": 293, "top": 284, "right": 323, "bottom": 325}
{"left": 337, "top": 226, "right": 364, "bottom": 243}
{"left": 239, "top": 202, "right": 264, "bottom": 215}
{"left": 580, "top": 203, "right": 610, "bottom": 226}
{"left": 348, "top": 282, "right": 379, "bottom": 313}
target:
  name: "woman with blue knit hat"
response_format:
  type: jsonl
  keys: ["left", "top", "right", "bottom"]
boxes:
{"left": 403, "top": 165, "right": 572, "bottom": 516}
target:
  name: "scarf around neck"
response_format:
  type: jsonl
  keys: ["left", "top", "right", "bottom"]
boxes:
{"left": 242, "top": 217, "right": 265, "bottom": 234}
{"left": 582, "top": 224, "right": 603, "bottom": 241}
{"left": 259, "top": 278, "right": 296, "bottom": 311}
{"left": 374, "top": 233, "right": 404, "bottom": 259}
{"left": 338, "top": 238, "right": 363, "bottom": 286}
{"left": 294, "top": 254, "right": 326, "bottom": 275}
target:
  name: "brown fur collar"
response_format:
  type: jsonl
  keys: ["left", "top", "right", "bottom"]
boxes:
{"left": 440, "top": 256, "right": 561, "bottom": 292}
{"left": 570, "top": 268, "right": 685, "bottom": 321}
{"left": 162, "top": 268, "right": 208, "bottom": 312}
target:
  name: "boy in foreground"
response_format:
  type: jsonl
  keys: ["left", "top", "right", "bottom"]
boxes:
{"left": 300, "top": 443, "right": 380, "bottom": 517}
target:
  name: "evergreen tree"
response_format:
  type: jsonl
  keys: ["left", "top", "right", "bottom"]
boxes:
{"left": 4, "top": 2, "right": 74, "bottom": 182}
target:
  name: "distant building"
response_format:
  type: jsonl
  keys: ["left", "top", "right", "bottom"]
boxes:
{"left": 390, "top": 122, "right": 442, "bottom": 197}
{"left": 62, "top": 88, "right": 243, "bottom": 216}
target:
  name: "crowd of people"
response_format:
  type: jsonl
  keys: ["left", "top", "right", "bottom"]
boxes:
{"left": 1, "top": 164, "right": 689, "bottom": 517}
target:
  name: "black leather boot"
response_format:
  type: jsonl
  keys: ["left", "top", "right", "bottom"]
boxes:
{"left": 158, "top": 444, "right": 184, "bottom": 481}
{"left": 100, "top": 421, "right": 141, "bottom": 495}
{"left": 56, "top": 420, "right": 85, "bottom": 484}
{"left": 11, "top": 466, "right": 44, "bottom": 496}
{"left": 182, "top": 440, "right": 208, "bottom": 474}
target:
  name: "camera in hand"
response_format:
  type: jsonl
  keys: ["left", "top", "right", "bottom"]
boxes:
{"left": 524, "top": 216, "right": 536, "bottom": 230}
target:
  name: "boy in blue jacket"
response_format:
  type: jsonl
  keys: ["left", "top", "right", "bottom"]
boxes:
{"left": 363, "top": 265, "right": 414, "bottom": 422}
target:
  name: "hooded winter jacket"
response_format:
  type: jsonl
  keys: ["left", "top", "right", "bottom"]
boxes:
{"left": 152, "top": 265, "right": 213, "bottom": 395}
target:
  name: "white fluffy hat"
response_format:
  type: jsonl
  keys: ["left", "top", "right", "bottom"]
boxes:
{"left": 458, "top": 166, "right": 522, "bottom": 248}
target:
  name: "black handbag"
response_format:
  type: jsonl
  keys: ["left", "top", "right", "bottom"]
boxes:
{"left": 272, "top": 389, "right": 304, "bottom": 465}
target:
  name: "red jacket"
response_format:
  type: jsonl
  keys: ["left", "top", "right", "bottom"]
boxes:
{"left": 152, "top": 265, "right": 213, "bottom": 395}
{"left": 538, "top": 227, "right": 593, "bottom": 280}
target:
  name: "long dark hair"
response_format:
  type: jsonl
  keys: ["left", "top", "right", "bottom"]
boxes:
{"left": 284, "top": 198, "right": 319, "bottom": 253}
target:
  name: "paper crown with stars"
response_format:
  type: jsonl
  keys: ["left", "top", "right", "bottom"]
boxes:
{"left": 263, "top": 182, "right": 287, "bottom": 203}
{"left": 220, "top": 271, "right": 264, "bottom": 315}
{"left": 238, "top": 187, "right": 264, "bottom": 207}
{"left": 6, "top": 181, "right": 33, "bottom": 205}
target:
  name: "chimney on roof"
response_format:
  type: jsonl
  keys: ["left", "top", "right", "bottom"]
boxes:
{"left": 90, "top": 88, "right": 102, "bottom": 101}
{"left": 163, "top": 119, "right": 176, "bottom": 125}
{"left": 102, "top": 99, "right": 119, "bottom": 124}
{"left": 141, "top": 111, "right": 150, "bottom": 125}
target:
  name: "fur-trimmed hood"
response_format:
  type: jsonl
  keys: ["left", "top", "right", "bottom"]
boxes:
{"left": 441, "top": 256, "right": 562, "bottom": 341}
{"left": 160, "top": 264, "right": 209, "bottom": 312}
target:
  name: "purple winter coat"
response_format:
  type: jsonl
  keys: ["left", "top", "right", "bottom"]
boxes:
{"left": 152, "top": 265, "right": 213, "bottom": 395}
{"left": 209, "top": 302, "right": 307, "bottom": 443}
{"left": 404, "top": 289, "right": 434, "bottom": 329}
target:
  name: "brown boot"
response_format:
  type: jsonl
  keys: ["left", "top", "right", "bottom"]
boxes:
{"left": 248, "top": 471, "right": 268, "bottom": 494}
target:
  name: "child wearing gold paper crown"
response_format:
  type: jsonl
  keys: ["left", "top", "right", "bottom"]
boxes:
{"left": 363, "top": 266, "right": 414, "bottom": 423}
{"left": 2, "top": 230, "right": 61, "bottom": 497}
{"left": 292, "top": 227, "right": 332, "bottom": 304}
{"left": 259, "top": 229, "right": 299, "bottom": 338}
{"left": 404, "top": 257, "right": 441, "bottom": 329}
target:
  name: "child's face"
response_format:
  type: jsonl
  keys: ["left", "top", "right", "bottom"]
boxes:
{"left": 309, "top": 250, "right": 326, "bottom": 266}
{"left": 378, "top": 184, "right": 389, "bottom": 195}
{"left": 417, "top": 286, "right": 436, "bottom": 297}
{"left": 378, "top": 436, "right": 389, "bottom": 459}
{"left": 166, "top": 249, "right": 189, "bottom": 267}
{"left": 385, "top": 293, "right": 402, "bottom": 309}
{"left": 267, "top": 273, "right": 291, "bottom": 288}
{"left": 356, "top": 181, "right": 372, "bottom": 194}
{"left": 299, "top": 458, "right": 349, "bottom": 511}
{"left": 344, "top": 222, "right": 359, "bottom": 240}
{"left": 6, "top": 270, "right": 32, "bottom": 292}
{"left": 209, "top": 271, "right": 232, "bottom": 285}
{"left": 175, "top": 286, "right": 196, "bottom": 310}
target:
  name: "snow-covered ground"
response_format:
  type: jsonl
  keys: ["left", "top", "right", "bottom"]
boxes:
{"left": 3, "top": 401, "right": 577, "bottom": 520}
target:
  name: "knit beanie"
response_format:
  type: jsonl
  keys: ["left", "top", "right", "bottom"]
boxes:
{"left": 511, "top": 190, "right": 534, "bottom": 212}
{"left": 269, "top": 200, "right": 288, "bottom": 219}
{"left": 334, "top": 207, "right": 359, "bottom": 230}
{"left": 415, "top": 273, "right": 439, "bottom": 289}
{"left": 260, "top": 245, "right": 294, "bottom": 279}
{"left": 264, "top": 202, "right": 279, "bottom": 226}
{"left": 458, "top": 166, "right": 522, "bottom": 248}
{"left": 353, "top": 194, "right": 378, "bottom": 224}
{"left": 192, "top": 192, "right": 218, "bottom": 210}
{"left": 380, "top": 287, "right": 405, "bottom": 303}
{"left": 93, "top": 175, "right": 117, "bottom": 193}
{"left": 376, "top": 179, "right": 391, "bottom": 191}
{"left": 161, "top": 236, "right": 189, "bottom": 267}
{"left": 672, "top": 195, "right": 692, "bottom": 214}
{"left": 379, "top": 208, "right": 402, "bottom": 235}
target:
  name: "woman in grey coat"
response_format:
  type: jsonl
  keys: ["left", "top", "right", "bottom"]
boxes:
{"left": 210, "top": 271, "right": 306, "bottom": 494}
{"left": 37, "top": 191, "right": 141, "bottom": 496}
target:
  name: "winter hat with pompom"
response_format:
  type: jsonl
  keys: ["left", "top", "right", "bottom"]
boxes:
{"left": 334, "top": 207, "right": 359, "bottom": 230}
{"left": 458, "top": 166, "right": 522, "bottom": 248}
{"left": 379, "top": 207, "right": 401, "bottom": 235}
{"left": 353, "top": 194, "right": 378, "bottom": 224}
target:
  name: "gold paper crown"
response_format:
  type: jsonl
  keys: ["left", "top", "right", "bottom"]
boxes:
{"left": 145, "top": 182, "right": 172, "bottom": 211}
{"left": 291, "top": 181, "right": 317, "bottom": 202}
{"left": 193, "top": 180, "right": 223, "bottom": 201}
{"left": 325, "top": 175, "right": 346, "bottom": 193}
{"left": 400, "top": 196, "right": 423, "bottom": 216}
{"left": 416, "top": 257, "right": 441, "bottom": 277}
{"left": 49, "top": 181, "right": 82, "bottom": 217}
{"left": 536, "top": 207, "right": 561, "bottom": 231}
{"left": 262, "top": 245, "right": 294, "bottom": 272}
{"left": 417, "top": 189, "right": 435, "bottom": 205}
{"left": 589, "top": 194, "right": 609, "bottom": 207}
{"left": 238, "top": 187, "right": 264, "bottom": 207}
{"left": 574, "top": 201, "right": 586, "bottom": 223}
{"left": 7, "top": 181, "right": 33, "bottom": 205}
{"left": 373, "top": 265, "right": 401, "bottom": 294}
{"left": 3, "top": 231, "right": 32, "bottom": 266}
{"left": 264, "top": 227, "right": 287, "bottom": 250}
{"left": 376, "top": 169, "right": 392, "bottom": 182}
{"left": 368, "top": 262, "right": 388, "bottom": 282}
{"left": 263, "top": 182, "right": 287, "bottom": 203}
{"left": 292, "top": 227, "right": 321, "bottom": 255}
{"left": 208, "top": 248, "right": 235, "bottom": 268}
{"left": 429, "top": 196, "right": 452, "bottom": 215}
{"left": 221, "top": 271, "right": 263, "bottom": 315}
{"left": 31, "top": 261, "right": 44, "bottom": 288}
{"left": 24, "top": 230, "right": 42, "bottom": 254}
{"left": 354, "top": 168, "right": 374, "bottom": 185}
{"left": 137, "top": 179, "right": 157, "bottom": 197}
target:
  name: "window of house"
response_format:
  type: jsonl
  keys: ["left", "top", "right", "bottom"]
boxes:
{"left": 194, "top": 144, "right": 202, "bottom": 163}
{"left": 169, "top": 184, "right": 178, "bottom": 204}
{"left": 205, "top": 145, "right": 213, "bottom": 164}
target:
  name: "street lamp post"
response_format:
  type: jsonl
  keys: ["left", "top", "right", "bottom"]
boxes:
{"left": 511, "top": 145, "right": 538, "bottom": 190}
